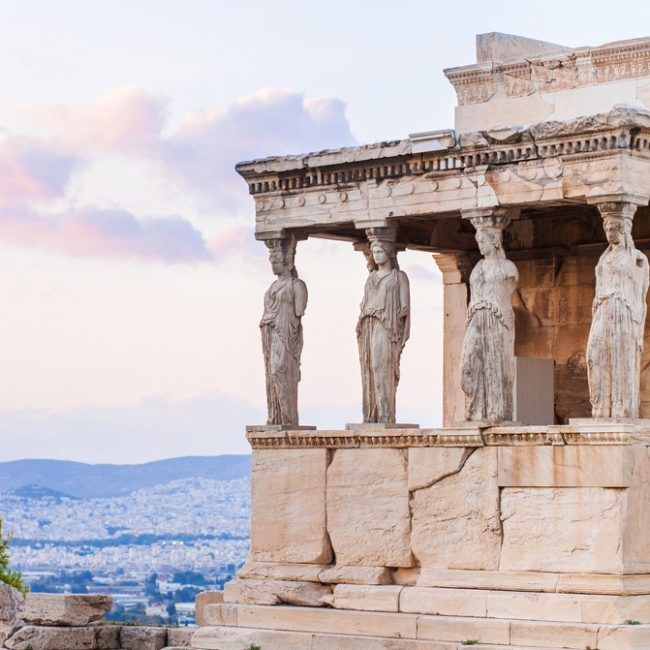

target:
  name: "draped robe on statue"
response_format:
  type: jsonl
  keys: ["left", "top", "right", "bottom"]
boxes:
{"left": 461, "top": 257, "right": 518, "bottom": 422}
{"left": 357, "top": 268, "right": 410, "bottom": 423}
{"left": 260, "top": 276, "right": 305, "bottom": 425}
{"left": 587, "top": 245, "right": 649, "bottom": 418}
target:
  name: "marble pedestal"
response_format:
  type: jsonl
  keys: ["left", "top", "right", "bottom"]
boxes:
{"left": 193, "top": 422, "right": 650, "bottom": 649}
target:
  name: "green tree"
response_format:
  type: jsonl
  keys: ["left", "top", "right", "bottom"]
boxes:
{"left": 0, "top": 519, "right": 25, "bottom": 592}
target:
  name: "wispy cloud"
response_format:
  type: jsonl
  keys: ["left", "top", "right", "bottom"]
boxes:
{"left": 0, "top": 206, "right": 213, "bottom": 262}
{"left": 2, "top": 86, "right": 356, "bottom": 262}
{"left": 158, "top": 88, "right": 356, "bottom": 210}
{"left": 0, "top": 134, "right": 77, "bottom": 207}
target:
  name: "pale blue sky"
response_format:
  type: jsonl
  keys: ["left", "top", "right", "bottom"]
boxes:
{"left": 0, "top": 1, "right": 648, "bottom": 462}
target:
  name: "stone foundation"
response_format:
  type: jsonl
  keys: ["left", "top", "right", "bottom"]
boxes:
{"left": 193, "top": 423, "right": 650, "bottom": 649}
{"left": 0, "top": 588, "right": 193, "bottom": 650}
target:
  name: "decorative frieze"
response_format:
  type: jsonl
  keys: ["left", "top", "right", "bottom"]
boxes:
{"left": 237, "top": 108, "right": 650, "bottom": 241}
{"left": 245, "top": 424, "right": 650, "bottom": 449}
{"left": 445, "top": 38, "right": 650, "bottom": 107}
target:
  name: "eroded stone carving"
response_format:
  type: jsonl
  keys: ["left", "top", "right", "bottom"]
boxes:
{"left": 461, "top": 209, "right": 519, "bottom": 422}
{"left": 587, "top": 202, "right": 649, "bottom": 418}
{"left": 260, "top": 236, "right": 307, "bottom": 426}
{"left": 356, "top": 227, "right": 410, "bottom": 423}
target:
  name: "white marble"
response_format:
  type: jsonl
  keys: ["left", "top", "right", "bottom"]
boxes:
{"left": 587, "top": 202, "right": 649, "bottom": 418}
{"left": 356, "top": 228, "right": 410, "bottom": 424}
{"left": 460, "top": 209, "right": 518, "bottom": 423}
{"left": 260, "top": 237, "right": 307, "bottom": 426}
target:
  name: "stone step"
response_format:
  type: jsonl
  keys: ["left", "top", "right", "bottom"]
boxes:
{"left": 397, "top": 584, "right": 650, "bottom": 625}
{"left": 191, "top": 626, "right": 564, "bottom": 650}
{"left": 199, "top": 603, "right": 650, "bottom": 649}
{"left": 223, "top": 578, "right": 650, "bottom": 625}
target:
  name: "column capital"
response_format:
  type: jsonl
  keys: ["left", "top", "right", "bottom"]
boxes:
{"left": 588, "top": 194, "right": 648, "bottom": 222}
{"left": 256, "top": 229, "right": 309, "bottom": 242}
{"left": 255, "top": 229, "right": 287, "bottom": 241}
{"left": 586, "top": 192, "right": 649, "bottom": 210}
{"left": 354, "top": 218, "right": 396, "bottom": 230}
{"left": 461, "top": 206, "right": 520, "bottom": 229}
{"left": 433, "top": 251, "right": 477, "bottom": 285}
{"left": 595, "top": 201, "right": 639, "bottom": 221}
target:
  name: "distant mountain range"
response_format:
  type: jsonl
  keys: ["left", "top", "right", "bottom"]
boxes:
{"left": 0, "top": 455, "right": 251, "bottom": 499}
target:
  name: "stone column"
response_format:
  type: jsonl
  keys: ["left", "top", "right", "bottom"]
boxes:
{"left": 586, "top": 199, "right": 649, "bottom": 418}
{"left": 460, "top": 207, "right": 519, "bottom": 423}
{"left": 432, "top": 252, "right": 475, "bottom": 426}
{"left": 258, "top": 234, "right": 308, "bottom": 427}
{"left": 355, "top": 227, "right": 411, "bottom": 424}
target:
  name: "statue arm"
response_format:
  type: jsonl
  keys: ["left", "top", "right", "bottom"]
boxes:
{"left": 293, "top": 279, "right": 308, "bottom": 317}
{"left": 506, "top": 260, "right": 519, "bottom": 286}
{"left": 639, "top": 255, "right": 649, "bottom": 345}
{"left": 398, "top": 271, "right": 410, "bottom": 317}
{"left": 398, "top": 271, "right": 411, "bottom": 344}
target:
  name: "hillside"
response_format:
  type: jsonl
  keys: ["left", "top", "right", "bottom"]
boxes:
{"left": 0, "top": 455, "right": 251, "bottom": 498}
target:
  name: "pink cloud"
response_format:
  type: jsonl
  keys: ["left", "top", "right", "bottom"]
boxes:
{"left": 25, "top": 87, "right": 167, "bottom": 156}
{"left": 25, "top": 86, "right": 356, "bottom": 211}
{"left": 160, "top": 88, "right": 356, "bottom": 210}
{"left": 0, "top": 207, "right": 213, "bottom": 263}
{"left": 208, "top": 225, "right": 266, "bottom": 268}
{"left": 3, "top": 86, "right": 356, "bottom": 261}
{"left": 0, "top": 134, "right": 77, "bottom": 207}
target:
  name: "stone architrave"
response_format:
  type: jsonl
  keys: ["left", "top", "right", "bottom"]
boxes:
{"left": 587, "top": 201, "right": 649, "bottom": 418}
{"left": 460, "top": 208, "right": 519, "bottom": 423}
{"left": 260, "top": 236, "right": 307, "bottom": 426}
{"left": 356, "top": 227, "right": 411, "bottom": 424}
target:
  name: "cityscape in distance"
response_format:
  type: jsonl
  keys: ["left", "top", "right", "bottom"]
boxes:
{"left": 0, "top": 456, "right": 251, "bottom": 626}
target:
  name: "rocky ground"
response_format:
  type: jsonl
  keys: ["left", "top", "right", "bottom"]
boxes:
{"left": 0, "top": 585, "right": 194, "bottom": 650}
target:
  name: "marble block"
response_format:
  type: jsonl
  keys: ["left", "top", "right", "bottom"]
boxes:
{"left": 410, "top": 447, "right": 501, "bottom": 570}
{"left": 250, "top": 448, "right": 331, "bottom": 564}
{"left": 326, "top": 448, "right": 412, "bottom": 567}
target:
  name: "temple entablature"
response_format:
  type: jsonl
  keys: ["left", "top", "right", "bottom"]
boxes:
{"left": 237, "top": 105, "right": 650, "bottom": 248}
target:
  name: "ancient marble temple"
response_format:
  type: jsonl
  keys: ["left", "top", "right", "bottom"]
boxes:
{"left": 193, "top": 33, "right": 650, "bottom": 650}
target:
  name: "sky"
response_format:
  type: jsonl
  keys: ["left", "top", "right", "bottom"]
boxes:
{"left": 1, "top": 0, "right": 650, "bottom": 462}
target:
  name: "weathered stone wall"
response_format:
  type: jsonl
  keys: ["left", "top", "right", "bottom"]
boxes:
{"left": 514, "top": 253, "right": 596, "bottom": 421}
{"left": 507, "top": 207, "right": 650, "bottom": 421}
{"left": 243, "top": 440, "right": 650, "bottom": 586}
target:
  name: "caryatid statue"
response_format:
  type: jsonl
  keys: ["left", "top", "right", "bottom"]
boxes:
{"left": 460, "top": 209, "right": 519, "bottom": 423}
{"left": 260, "top": 236, "right": 307, "bottom": 426}
{"left": 587, "top": 202, "right": 649, "bottom": 418}
{"left": 356, "top": 227, "right": 410, "bottom": 423}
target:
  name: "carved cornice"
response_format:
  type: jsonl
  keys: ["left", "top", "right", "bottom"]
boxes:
{"left": 238, "top": 108, "right": 650, "bottom": 205}
{"left": 245, "top": 424, "right": 650, "bottom": 449}
{"left": 445, "top": 38, "right": 650, "bottom": 107}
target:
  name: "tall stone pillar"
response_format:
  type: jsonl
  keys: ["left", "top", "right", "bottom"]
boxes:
{"left": 586, "top": 199, "right": 649, "bottom": 418}
{"left": 432, "top": 252, "right": 475, "bottom": 426}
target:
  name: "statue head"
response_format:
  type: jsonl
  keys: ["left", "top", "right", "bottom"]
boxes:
{"left": 366, "top": 227, "right": 399, "bottom": 270}
{"left": 475, "top": 224, "right": 503, "bottom": 257}
{"left": 265, "top": 237, "right": 297, "bottom": 277}
{"left": 603, "top": 215, "right": 632, "bottom": 248}
{"left": 598, "top": 202, "right": 637, "bottom": 250}
{"left": 469, "top": 211, "right": 511, "bottom": 259}
{"left": 371, "top": 240, "right": 394, "bottom": 267}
